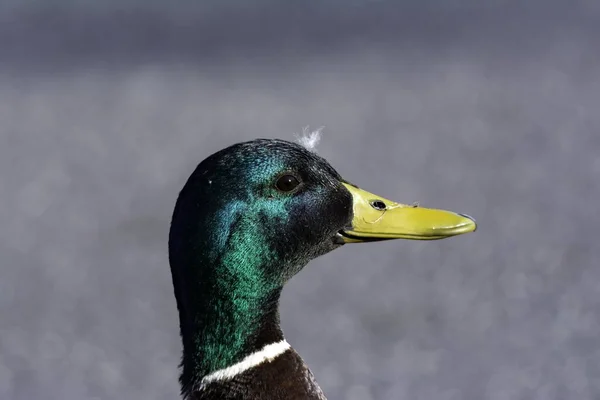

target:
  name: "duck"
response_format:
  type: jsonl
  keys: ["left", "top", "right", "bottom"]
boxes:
{"left": 168, "top": 138, "right": 476, "bottom": 399}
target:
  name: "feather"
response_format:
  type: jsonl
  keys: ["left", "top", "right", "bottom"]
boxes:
{"left": 294, "top": 126, "right": 323, "bottom": 152}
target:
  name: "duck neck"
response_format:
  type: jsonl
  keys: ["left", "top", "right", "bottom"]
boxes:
{"left": 176, "top": 259, "right": 285, "bottom": 393}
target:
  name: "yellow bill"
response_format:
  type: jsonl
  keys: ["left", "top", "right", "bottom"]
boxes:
{"left": 339, "top": 182, "right": 477, "bottom": 242}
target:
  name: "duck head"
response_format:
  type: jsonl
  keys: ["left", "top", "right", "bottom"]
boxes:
{"left": 170, "top": 139, "right": 475, "bottom": 285}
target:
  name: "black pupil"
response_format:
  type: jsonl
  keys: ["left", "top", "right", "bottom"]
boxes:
{"left": 276, "top": 174, "right": 300, "bottom": 192}
{"left": 371, "top": 200, "right": 386, "bottom": 210}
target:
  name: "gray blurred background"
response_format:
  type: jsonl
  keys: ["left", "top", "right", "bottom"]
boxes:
{"left": 1, "top": 1, "right": 599, "bottom": 399}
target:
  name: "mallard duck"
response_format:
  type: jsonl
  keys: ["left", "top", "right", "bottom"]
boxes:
{"left": 168, "top": 138, "right": 476, "bottom": 399}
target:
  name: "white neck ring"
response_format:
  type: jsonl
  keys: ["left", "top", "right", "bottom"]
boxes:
{"left": 199, "top": 339, "right": 291, "bottom": 388}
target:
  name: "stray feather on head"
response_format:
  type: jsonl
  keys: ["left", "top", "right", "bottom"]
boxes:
{"left": 294, "top": 126, "right": 323, "bottom": 152}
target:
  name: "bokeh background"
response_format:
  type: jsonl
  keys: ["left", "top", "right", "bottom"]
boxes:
{"left": 2, "top": 1, "right": 600, "bottom": 399}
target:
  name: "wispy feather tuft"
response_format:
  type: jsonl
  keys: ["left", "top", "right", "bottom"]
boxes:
{"left": 294, "top": 126, "right": 323, "bottom": 152}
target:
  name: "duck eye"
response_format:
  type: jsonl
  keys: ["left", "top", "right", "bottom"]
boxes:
{"left": 275, "top": 174, "right": 301, "bottom": 192}
{"left": 370, "top": 200, "right": 387, "bottom": 211}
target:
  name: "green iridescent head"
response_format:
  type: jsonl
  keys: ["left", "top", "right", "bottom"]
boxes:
{"left": 169, "top": 139, "right": 352, "bottom": 293}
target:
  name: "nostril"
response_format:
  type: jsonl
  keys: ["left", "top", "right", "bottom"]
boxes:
{"left": 370, "top": 200, "right": 387, "bottom": 211}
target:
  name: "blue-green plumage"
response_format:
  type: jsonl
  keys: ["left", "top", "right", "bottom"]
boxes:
{"left": 169, "top": 139, "right": 351, "bottom": 399}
